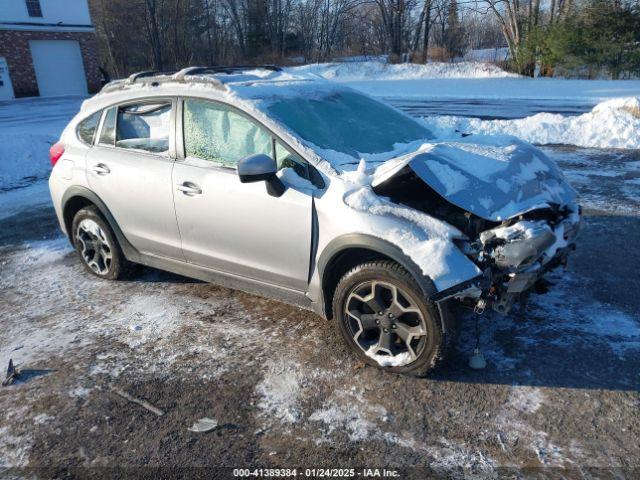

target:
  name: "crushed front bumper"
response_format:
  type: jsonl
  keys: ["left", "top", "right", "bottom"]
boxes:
{"left": 430, "top": 206, "right": 581, "bottom": 313}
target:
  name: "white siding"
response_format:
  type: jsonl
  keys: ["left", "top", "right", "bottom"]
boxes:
{"left": 0, "top": 0, "right": 92, "bottom": 26}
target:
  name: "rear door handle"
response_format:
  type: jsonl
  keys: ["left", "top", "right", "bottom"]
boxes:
{"left": 91, "top": 163, "right": 110, "bottom": 175}
{"left": 176, "top": 182, "right": 202, "bottom": 196}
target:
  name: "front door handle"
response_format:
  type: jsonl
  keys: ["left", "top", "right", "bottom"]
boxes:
{"left": 91, "top": 163, "right": 110, "bottom": 175}
{"left": 176, "top": 182, "right": 202, "bottom": 196}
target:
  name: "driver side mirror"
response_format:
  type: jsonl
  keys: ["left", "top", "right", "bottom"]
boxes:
{"left": 237, "top": 153, "right": 286, "bottom": 197}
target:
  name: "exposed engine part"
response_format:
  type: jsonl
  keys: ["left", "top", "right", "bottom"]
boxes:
{"left": 372, "top": 166, "right": 498, "bottom": 237}
{"left": 480, "top": 222, "right": 556, "bottom": 272}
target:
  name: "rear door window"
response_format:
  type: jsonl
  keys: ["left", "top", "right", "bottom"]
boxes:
{"left": 116, "top": 102, "right": 171, "bottom": 154}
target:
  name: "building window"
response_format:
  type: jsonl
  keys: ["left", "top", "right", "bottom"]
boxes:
{"left": 25, "top": 0, "right": 43, "bottom": 17}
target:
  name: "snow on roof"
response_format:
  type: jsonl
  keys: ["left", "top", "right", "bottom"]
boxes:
{"left": 96, "top": 67, "right": 335, "bottom": 100}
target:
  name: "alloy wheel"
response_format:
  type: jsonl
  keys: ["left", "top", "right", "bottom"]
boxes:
{"left": 345, "top": 280, "right": 428, "bottom": 366}
{"left": 76, "top": 218, "right": 113, "bottom": 275}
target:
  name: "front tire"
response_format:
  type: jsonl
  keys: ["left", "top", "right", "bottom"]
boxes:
{"left": 71, "top": 206, "right": 133, "bottom": 280}
{"left": 332, "top": 260, "right": 448, "bottom": 376}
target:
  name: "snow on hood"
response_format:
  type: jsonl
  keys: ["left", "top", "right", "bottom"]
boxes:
{"left": 371, "top": 135, "right": 577, "bottom": 221}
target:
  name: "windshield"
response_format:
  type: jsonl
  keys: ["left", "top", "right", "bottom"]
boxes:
{"left": 266, "top": 91, "right": 434, "bottom": 158}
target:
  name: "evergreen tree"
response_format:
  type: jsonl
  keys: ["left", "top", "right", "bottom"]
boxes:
{"left": 444, "top": 1, "right": 463, "bottom": 59}
{"left": 246, "top": 0, "right": 269, "bottom": 61}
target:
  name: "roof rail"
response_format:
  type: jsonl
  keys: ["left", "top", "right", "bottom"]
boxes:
{"left": 174, "top": 64, "right": 282, "bottom": 80}
{"left": 126, "top": 70, "right": 161, "bottom": 84}
{"left": 100, "top": 64, "right": 281, "bottom": 95}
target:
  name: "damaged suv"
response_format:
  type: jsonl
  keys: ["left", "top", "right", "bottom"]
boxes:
{"left": 49, "top": 66, "right": 580, "bottom": 376}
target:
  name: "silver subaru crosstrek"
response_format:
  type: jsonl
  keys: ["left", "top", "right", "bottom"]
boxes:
{"left": 49, "top": 66, "right": 580, "bottom": 375}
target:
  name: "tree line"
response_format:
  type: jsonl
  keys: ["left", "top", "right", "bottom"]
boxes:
{"left": 89, "top": 0, "right": 640, "bottom": 79}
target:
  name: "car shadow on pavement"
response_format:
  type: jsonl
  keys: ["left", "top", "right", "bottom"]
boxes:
{"left": 135, "top": 268, "right": 202, "bottom": 284}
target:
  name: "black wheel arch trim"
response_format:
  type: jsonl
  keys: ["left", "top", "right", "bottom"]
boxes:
{"left": 317, "top": 233, "right": 437, "bottom": 313}
{"left": 61, "top": 186, "right": 144, "bottom": 263}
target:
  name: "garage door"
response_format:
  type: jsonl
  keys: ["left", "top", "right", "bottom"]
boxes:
{"left": 29, "top": 40, "right": 88, "bottom": 97}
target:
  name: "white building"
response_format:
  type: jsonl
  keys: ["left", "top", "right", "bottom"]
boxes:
{"left": 0, "top": 0, "right": 101, "bottom": 98}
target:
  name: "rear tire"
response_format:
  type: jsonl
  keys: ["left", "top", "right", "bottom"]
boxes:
{"left": 71, "top": 206, "right": 134, "bottom": 280}
{"left": 332, "top": 260, "right": 449, "bottom": 377}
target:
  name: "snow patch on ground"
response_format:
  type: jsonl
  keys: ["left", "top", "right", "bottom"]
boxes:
{"left": 0, "top": 181, "right": 52, "bottom": 219}
{"left": 0, "top": 426, "right": 31, "bottom": 467}
{"left": 291, "top": 61, "right": 518, "bottom": 81}
{"left": 423, "top": 97, "right": 640, "bottom": 149}
{"left": 0, "top": 133, "right": 57, "bottom": 189}
{"left": 529, "top": 272, "right": 640, "bottom": 358}
{"left": 493, "top": 386, "right": 568, "bottom": 467}
{"left": 68, "top": 386, "right": 93, "bottom": 398}
{"left": 33, "top": 413, "right": 55, "bottom": 425}
{"left": 506, "top": 386, "right": 545, "bottom": 414}
{"left": 309, "top": 389, "right": 387, "bottom": 442}
{"left": 0, "top": 236, "right": 267, "bottom": 377}
{"left": 256, "top": 359, "right": 304, "bottom": 424}
{"left": 427, "top": 438, "right": 497, "bottom": 474}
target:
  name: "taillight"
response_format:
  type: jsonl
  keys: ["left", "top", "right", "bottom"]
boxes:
{"left": 49, "top": 142, "right": 65, "bottom": 166}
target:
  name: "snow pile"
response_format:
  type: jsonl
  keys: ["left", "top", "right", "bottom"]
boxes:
{"left": 290, "top": 61, "right": 518, "bottom": 81}
{"left": 423, "top": 97, "right": 640, "bottom": 149}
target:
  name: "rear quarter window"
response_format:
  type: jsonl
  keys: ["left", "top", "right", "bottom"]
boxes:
{"left": 76, "top": 111, "right": 102, "bottom": 145}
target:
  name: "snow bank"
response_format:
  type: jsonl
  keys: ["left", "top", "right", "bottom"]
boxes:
{"left": 290, "top": 61, "right": 518, "bottom": 81}
{"left": 463, "top": 48, "right": 510, "bottom": 63}
{"left": 423, "top": 97, "right": 640, "bottom": 149}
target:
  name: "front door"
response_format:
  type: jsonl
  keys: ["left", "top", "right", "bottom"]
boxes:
{"left": 173, "top": 98, "right": 313, "bottom": 291}
{"left": 87, "top": 99, "right": 183, "bottom": 259}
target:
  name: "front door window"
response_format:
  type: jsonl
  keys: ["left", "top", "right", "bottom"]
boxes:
{"left": 183, "top": 99, "right": 272, "bottom": 167}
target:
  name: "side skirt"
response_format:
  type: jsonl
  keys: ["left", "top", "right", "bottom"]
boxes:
{"left": 130, "top": 250, "right": 320, "bottom": 315}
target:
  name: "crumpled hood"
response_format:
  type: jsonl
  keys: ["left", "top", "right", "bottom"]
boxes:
{"left": 372, "top": 135, "right": 577, "bottom": 221}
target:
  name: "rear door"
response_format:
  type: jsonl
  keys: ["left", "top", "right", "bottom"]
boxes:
{"left": 172, "top": 98, "right": 313, "bottom": 291}
{"left": 87, "top": 98, "right": 183, "bottom": 259}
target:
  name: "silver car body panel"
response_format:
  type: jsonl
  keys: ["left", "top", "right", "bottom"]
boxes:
{"left": 172, "top": 158, "right": 313, "bottom": 291}
{"left": 87, "top": 144, "right": 183, "bottom": 259}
